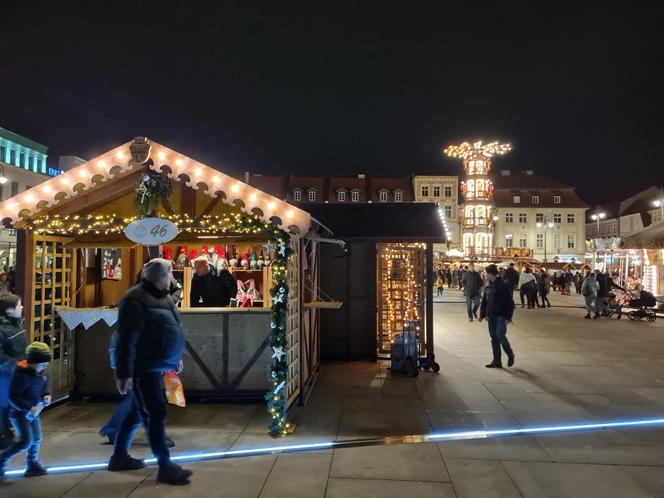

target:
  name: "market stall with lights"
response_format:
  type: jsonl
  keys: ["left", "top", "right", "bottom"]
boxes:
{"left": 0, "top": 137, "right": 319, "bottom": 436}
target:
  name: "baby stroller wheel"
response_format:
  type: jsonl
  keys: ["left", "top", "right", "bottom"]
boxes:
{"left": 432, "top": 362, "right": 441, "bottom": 373}
{"left": 647, "top": 313, "right": 656, "bottom": 322}
{"left": 422, "top": 365, "right": 431, "bottom": 371}
{"left": 627, "top": 311, "right": 638, "bottom": 321}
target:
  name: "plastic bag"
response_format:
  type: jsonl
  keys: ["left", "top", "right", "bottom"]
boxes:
{"left": 164, "top": 371, "right": 186, "bottom": 407}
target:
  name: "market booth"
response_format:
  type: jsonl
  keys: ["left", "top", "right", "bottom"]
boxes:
{"left": 621, "top": 221, "right": 664, "bottom": 297}
{"left": 0, "top": 138, "right": 320, "bottom": 434}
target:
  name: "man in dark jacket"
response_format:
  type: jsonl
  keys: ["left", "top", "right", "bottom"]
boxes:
{"left": 478, "top": 264, "right": 515, "bottom": 368}
{"left": 0, "top": 294, "right": 28, "bottom": 448}
{"left": 504, "top": 263, "right": 519, "bottom": 291}
{"left": 111, "top": 258, "right": 192, "bottom": 485}
{"left": 595, "top": 270, "right": 611, "bottom": 316}
{"left": 461, "top": 263, "right": 483, "bottom": 322}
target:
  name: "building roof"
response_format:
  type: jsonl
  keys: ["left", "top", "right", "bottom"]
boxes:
{"left": 621, "top": 220, "right": 664, "bottom": 249}
{"left": 493, "top": 190, "right": 588, "bottom": 208}
{"left": 0, "top": 127, "right": 48, "bottom": 154}
{"left": 307, "top": 203, "right": 445, "bottom": 241}
{"left": 493, "top": 171, "right": 570, "bottom": 190}
{"left": 247, "top": 175, "right": 288, "bottom": 200}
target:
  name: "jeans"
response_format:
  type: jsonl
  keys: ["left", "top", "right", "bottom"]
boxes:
{"left": 596, "top": 297, "right": 610, "bottom": 315}
{"left": 0, "top": 413, "right": 42, "bottom": 469}
{"left": 584, "top": 295, "right": 596, "bottom": 314}
{"left": 114, "top": 372, "right": 170, "bottom": 466}
{"left": 465, "top": 295, "right": 480, "bottom": 319}
{"left": 487, "top": 316, "right": 514, "bottom": 364}
{"left": 100, "top": 392, "right": 135, "bottom": 439}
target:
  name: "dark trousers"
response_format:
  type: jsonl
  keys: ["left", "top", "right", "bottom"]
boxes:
{"left": 114, "top": 372, "right": 170, "bottom": 466}
{"left": 465, "top": 295, "right": 480, "bottom": 319}
{"left": 540, "top": 292, "right": 550, "bottom": 307}
{"left": 488, "top": 315, "right": 513, "bottom": 364}
{"left": 0, "top": 413, "right": 42, "bottom": 468}
{"left": 0, "top": 364, "right": 13, "bottom": 437}
{"left": 100, "top": 392, "right": 135, "bottom": 439}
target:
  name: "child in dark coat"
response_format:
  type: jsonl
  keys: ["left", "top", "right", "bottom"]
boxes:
{"left": 0, "top": 341, "right": 52, "bottom": 479}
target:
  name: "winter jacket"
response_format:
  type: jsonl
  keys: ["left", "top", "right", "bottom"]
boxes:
{"left": 596, "top": 274, "right": 610, "bottom": 297}
{"left": 8, "top": 362, "right": 50, "bottom": 414}
{"left": 114, "top": 280, "right": 186, "bottom": 379}
{"left": 504, "top": 267, "right": 519, "bottom": 289}
{"left": 581, "top": 276, "right": 599, "bottom": 298}
{"left": 461, "top": 271, "right": 483, "bottom": 297}
{"left": 0, "top": 316, "right": 28, "bottom": 366}
{"left": 517, "top": 272, "right": 536, "bottom": 290}
{"left": 538, "top": 275, "right": 549, "bottom": 294}
{"left": 479, "top": 277, "right": 515, "bottom": 321}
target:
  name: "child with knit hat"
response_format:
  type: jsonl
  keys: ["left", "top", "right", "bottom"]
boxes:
{"left": 0, "top": 341, "right": 52, "bottom": 479}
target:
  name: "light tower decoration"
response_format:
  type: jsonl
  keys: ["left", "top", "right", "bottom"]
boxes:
{"left": 444, "top": 141, "right": 511, "bottom": 258}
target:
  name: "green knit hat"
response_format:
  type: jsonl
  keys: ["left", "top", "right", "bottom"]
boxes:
{"left": 26, "top": 341, "right": 52, "bottom": 364}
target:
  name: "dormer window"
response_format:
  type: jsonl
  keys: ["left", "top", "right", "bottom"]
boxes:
{"left": 293, "top": 189, "right": 302, "bottom": 201}
{"left": 337, "top": 190, "right": 346, "bottom": 202}
{"left": 351, "top": 191, "right": 360, "bottom": 202}
{"left": 532, "top": 195, "right": 539, "bottom": 204}
{"left": 308, "top": 190, "right": 317, "bottom": 202}
{"left": 379, "top": 191, "right": 388, "bottom": 202}
{"left": 553, "top": 195, "right": 561, "bottom": 204}
{"left": 513, "top": 195, "right": 520, "bottom": 204}
{"left": 394, "top": 190, "right": 403, "bottom": 202}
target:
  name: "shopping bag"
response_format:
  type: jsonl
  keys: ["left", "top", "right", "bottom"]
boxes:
{"left": 164, "top": 371, "right": 186, "bottom": 407}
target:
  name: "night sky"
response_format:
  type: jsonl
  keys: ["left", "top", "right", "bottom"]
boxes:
{"left": 3, "top": 2, "right": 663, "bottom": 206}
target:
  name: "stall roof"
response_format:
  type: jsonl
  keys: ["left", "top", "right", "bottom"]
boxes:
{"left": 0, "top": 137, "right": 311, "bottom": 236}
{"left": 306, "top": 203, "right": 446, "bottom": 241}
{"left": 621, "top": 221, "right": 664, "bottom": 249}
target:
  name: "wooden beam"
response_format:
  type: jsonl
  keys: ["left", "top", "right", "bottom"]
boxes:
{"left": 181, "top": 182, "right": 196, "bottom": 218}
{"left": 195, "top": 195, "right": 222, "bottom": 221}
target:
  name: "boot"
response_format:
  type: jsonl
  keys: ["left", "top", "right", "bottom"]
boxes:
{"left": 108, "top": 454, "right": 146, "bottom": 471}
{"left": 24, "top": 461, "right": 48, "bottom": 477}
{"left": 584, "top": 314, "right": 591, "bottom": 319}
{"left": 157, "top": 463, "right": 193, "bottom": 485}
{"left": 485, "top": 361, "right": 503, "bottom": 368}
{"left": 507, "top": 354, "right": 515, "bottom": 367}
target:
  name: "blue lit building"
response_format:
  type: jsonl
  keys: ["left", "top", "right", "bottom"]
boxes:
{"left": 0, "top": 126, "right": 49, "bottom": 174}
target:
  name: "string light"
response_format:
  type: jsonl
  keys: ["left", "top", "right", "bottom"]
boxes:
{"left": 444, "top": 140, "right": 512, "bottom": 160}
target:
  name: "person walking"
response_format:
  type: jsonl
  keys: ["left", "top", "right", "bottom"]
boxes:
{"left": 563, "top": 270, "right": 573, "bottom": 295}
{"left": 461, "top": 262, "right": 483, "bottom": 322}
{"left": 435, "top": 276, "right": 444, "bottom": 297}
{"left": 504, "top": 263, "right": 519, "bottom": 292}
{"left": 109, "top": 258, "right": 192, "bottom": 485}
{"left": 445, "top": 267, "right": 452, "bottom": 288}
{"left": 581, "top": 271, "right": 600, "bottom": 319}
{"left": 595, "top": 270, "right": 612, "bottom": 316}
{"left": 478, "top": 264, "right": 515, "bottom": 368}
{"left": 0, "top": 295, "right": 28, "bottom": 449}
{"left": 517, "top": 267, "right": 537, "bottom": 309}
{"left": 538, "top": 269, "right": 551, "bottom": 308}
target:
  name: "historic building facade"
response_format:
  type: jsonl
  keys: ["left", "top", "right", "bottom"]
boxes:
{"left": 412, "top": 175, "right": 460, "bottom": 246}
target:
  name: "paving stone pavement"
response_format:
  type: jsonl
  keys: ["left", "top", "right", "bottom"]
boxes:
{"left": 2, "top": 290, "right": 663, "bottom": 497}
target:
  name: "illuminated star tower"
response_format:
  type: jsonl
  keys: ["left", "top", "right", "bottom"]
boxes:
{"left": 444, "top": 141, "right": 511, "bottom": 258}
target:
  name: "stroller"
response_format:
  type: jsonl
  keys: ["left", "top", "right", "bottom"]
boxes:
{"left": 626, "top": 289, "right": 658, "bottom": 321}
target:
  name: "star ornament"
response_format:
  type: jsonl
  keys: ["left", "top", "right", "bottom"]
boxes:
{"left": 278, "top": 241, "right": 287, "bottom": 258}
{"left": 273, "top": 293, "right": 284, "bottom": 304}
{"left": 263, "top": 240, "right": 276, "bottom": 254}
{"left": 272, "top": 346, "right": 286, "bottom": 361}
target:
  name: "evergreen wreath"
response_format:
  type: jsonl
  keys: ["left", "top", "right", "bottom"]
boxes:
{"left": 134, "top": 170, "right": 174, "bottom": 218}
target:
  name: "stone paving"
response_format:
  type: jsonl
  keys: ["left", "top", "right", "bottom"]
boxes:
{"left": 2, "top": 290, "right": 664, "bottom": 497}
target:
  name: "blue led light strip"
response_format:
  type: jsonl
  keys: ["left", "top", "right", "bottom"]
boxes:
{"left": 4, "top": 417, "right": 664, "bottom": 478}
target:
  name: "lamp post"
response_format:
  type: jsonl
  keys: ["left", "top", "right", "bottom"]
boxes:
{"left": 536, "top": 219, "right": 555, "bottom": 262}
{"left": 590, "top": 210, "right": 606, "bottom": 270}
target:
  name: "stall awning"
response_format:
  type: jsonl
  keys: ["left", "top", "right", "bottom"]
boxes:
{"left": 306, "top": 203, "right": 446, "bottom": 241}
{"left": 621, "top": 221, "right": 664, "bottom": 249}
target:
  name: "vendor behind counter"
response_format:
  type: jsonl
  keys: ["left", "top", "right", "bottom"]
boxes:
{"left": 190, "top": 257, "right": 236, "bottom": 307}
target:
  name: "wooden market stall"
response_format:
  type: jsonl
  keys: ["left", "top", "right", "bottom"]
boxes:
{"left": 0, "top": 138, "right": 318, "bottom": 426}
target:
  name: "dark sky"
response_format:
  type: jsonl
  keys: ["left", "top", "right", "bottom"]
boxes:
{"left": 3, "top": 2, "right": 663, "bottom": 206}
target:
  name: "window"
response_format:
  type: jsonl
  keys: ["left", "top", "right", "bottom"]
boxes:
{"left": 536, "top": 233, "right": 544, "bottom": 248}
{"left": 554, "top": 234, "right": 562, "bottom": 249}
{"left": 553, "top": 195, "right": 561, "bottom": 204}
{"left": 308, "top": 190, "right": 316, "bottom": 202}
{"left": 532, "top": 195, "right": 539, "bottom": 204}
{"left": 505, "top": 234, "right": 513, "bottom": 247}
{"left": 444, "top": 205, "right": 452, "bottom": 218}
{"left": 553, "top": 213, "right": 562, "bottom": 224}
{"left": 567, "top": 234, "right": 576, "bottom": 249}
{"left": 10, "top": 150, "right": 16, "bottom": 166}
{"left": 18, "top": 152, "right": 25, "bottom": 168}
{"left": 11, "top": 181, "right": 18, "bottom": 196}
{"left": 394, "top": 191, "right": 403, "bottom": 202}
{"left": 513, "top": 195, "right": 520, "bottom": 204}
{"left": 432, "top": 185, "right": 441, "bottom": 197}
{"left": 567, "top": 213, "right": 575, "bottom": 224}
{"left": 351, "top": 191, "right": 360, "bottom": 202}
{"left": 444, "top": 185, "right": 452, "bottom": 197}
{"left": 536, "top": 213, "right": 544, "bottom": 223}
{"left": 420, "top": 185, "right": 429, "bottom": 197}
{"left": 519, "top": 234, "right": 527, "bottom": 248}
{"left": 293, "top": 190, "right": 302, "bottom": 201}
{"left": 518, "top": 213, "right": 527, "bottom": 223}
{"left": 337, "top": 191, "right": 346, "bottom": 202}
{"left": 0, "top": 145, "right": 5, "bottom": 160}
{"left": 7, "top": 229, "right": 16, "bottom": 237}
{"left": 505, "top": 212, "right": 513, "bottom": 223}
{"left": 379, "top": 191, "right": 388, "bottom": 202}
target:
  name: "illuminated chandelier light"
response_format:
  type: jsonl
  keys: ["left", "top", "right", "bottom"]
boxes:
{"left": 444, "top": 140, "right": 512, "bottom": 160}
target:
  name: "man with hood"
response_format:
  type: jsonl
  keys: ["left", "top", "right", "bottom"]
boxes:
{"left": 478, "top": 264, "right": 516, "bottom": 368}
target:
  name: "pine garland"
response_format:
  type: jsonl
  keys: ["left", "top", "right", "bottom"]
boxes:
{"left": 135, "top": 170, "right": 174, "bottom": 218}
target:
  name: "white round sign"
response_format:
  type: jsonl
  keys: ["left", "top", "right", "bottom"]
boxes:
{"left": 124, "top": 217, "right": 179, "bottom": 245}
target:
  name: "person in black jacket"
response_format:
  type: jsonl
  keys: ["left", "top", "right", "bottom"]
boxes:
{"left": 538, "top": 270, "right": 551, "bottom": 308}
{"left": 461, "top": 263, "right": 483, "bottom": 322}
{"left": 0, "top": 294, "right": 28, "bottom": 448}
{"left": 110, "top": 258, "right": 192, "bottom": 486}
{"left": 504, "top": 263, "right": 519, "bottom": 291}
{"left": 0, "top": 341, "right": 51, "bottom": 479}
{"left": 478, "top": 264, "right": 515, "bottom": 368}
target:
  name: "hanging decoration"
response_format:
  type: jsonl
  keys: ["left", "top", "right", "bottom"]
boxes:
{"left": 265, "top": 227, "right": 294, "bottom": 437}
{"left": 134, "top": 170, "right": 174, "bottom": 218}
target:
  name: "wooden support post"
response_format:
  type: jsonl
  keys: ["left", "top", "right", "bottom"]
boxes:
{"left": 16, "top": 229, "right": 35, "bottom": 340}
{"left": 425, "top": 242, "right": 434, "bottom": 356}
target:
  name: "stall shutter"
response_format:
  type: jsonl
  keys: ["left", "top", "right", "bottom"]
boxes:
{"left": 285, "top": 240, "right": 301, "bottom": 407}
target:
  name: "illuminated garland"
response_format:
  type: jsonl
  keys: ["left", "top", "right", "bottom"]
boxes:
{"left": 444, "top": 140, "right": 512, "bottom": 159}
{"left": 265, "top": 228, "right": 294, "bottom": 437}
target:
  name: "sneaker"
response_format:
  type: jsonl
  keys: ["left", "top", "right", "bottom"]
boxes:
{"left": 485, "top": 362, "right": 503, "bottom": 368}
{"left": 507, "top": 355, "right": 515, "bottom": 367}
{"left": 24, "top": 462, "right": 48, "bottom": 477}
{"left": 108, "top": 454, "right": 146, "bottom": 471}
{"left": 157, "top": 463, "right": 192, "bottom": 485}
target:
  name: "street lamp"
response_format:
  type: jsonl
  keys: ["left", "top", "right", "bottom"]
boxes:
{"left": 590, "top": 210, "right": 606, "bottom": 270}
{"left": 652, "top": 187, "right": 664, "bottom": 222}
{"left": 536, "top": 219, "right": 555, "bottom": 262}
